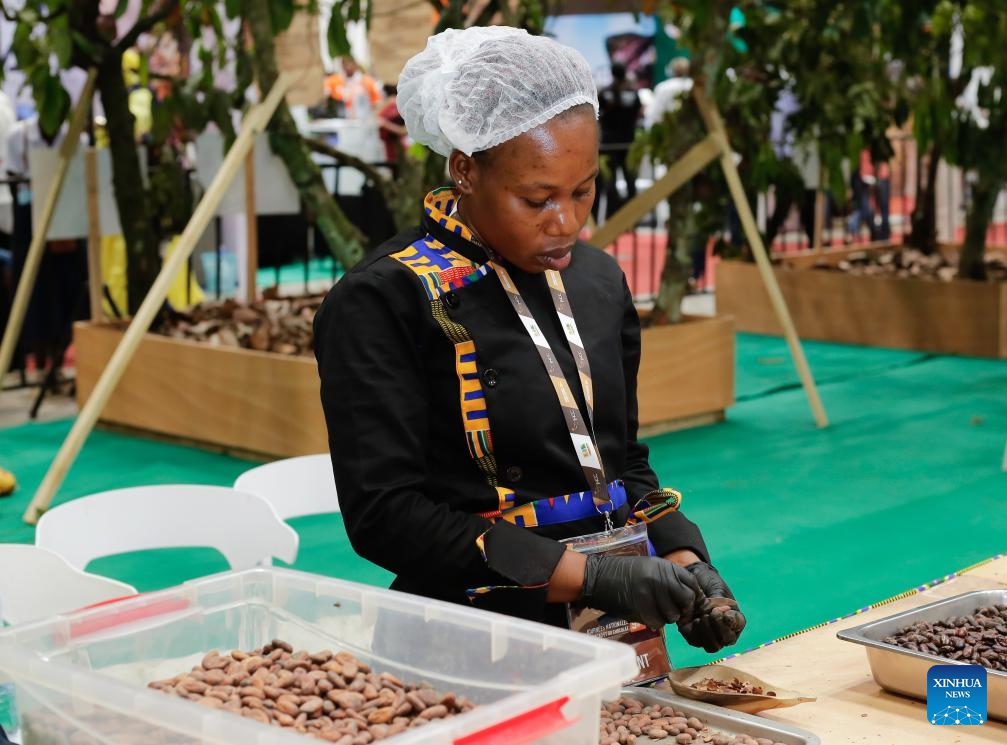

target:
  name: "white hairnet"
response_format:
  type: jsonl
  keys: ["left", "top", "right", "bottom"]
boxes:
{"left": 398, "top": 26, "right": 599, "bottom": 157}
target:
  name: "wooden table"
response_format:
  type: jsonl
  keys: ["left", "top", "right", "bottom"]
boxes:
{"left": 726, "top": 556, "right": 1007, "bottom": 743}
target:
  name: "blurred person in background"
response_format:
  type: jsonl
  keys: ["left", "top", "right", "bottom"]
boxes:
{"left": 377, "top": 84, "right": 407, "bottom": 164}
{"left": 596, "top": 62, "right": 641, "bottom": 220}
{"left": 646, "top": 57, "right": 693, "bottom": 129}
{"left": 325, "top": 56, "right": 382, "bottom": 121}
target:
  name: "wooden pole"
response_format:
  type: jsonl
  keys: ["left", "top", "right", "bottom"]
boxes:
{"left": 23, "top": 74, "right": 294, "bottom": 525}
{"left": 84, "top": 147, "right": 104, "bottom": 320}
{"left": 589, "top": 135, "right": 720, "bottom": 249}
{"left": 244, "top": 145, "right": 258, "bottom": 303}
{"left": 692, "top": 85, "right": 829, "bottom": 428}
{"left": 813, "top": 169, "right": 826, "bottom": 252}
{"left": 0, "top": 69, "right": 97, "bottom": 395}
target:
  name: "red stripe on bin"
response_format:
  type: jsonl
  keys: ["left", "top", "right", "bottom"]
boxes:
{"left": 70, "top": 598, "right": 190, "bottom": 638}
{"left": 454, "top": 697, "right": 571, "bottom": 745}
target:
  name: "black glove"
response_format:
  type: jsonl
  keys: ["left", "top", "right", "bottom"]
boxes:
{"left": 581, "top": 554, "right": 705, "bottom": 629}
{"left": 676, "top": 561, "right": 747, "bottom": 652}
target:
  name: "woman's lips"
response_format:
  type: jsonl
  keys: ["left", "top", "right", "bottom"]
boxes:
{"left": 540, "top": 245, "right": 573, "bottom": 270}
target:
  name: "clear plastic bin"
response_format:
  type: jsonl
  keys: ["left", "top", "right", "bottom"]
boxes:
{"left": 0, "top": 567, "right": 636, "bottom": 745}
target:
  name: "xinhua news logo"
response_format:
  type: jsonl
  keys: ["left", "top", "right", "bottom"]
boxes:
{"left": 927, "top": 664, "right": 987, "bottom": 725}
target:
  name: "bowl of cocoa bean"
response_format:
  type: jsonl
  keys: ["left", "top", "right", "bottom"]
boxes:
{"left": 837, "top": 589, "right": 1007, "bottom": 721}
{"left": 658, "top": 665, "right": 815, "bottom": 715}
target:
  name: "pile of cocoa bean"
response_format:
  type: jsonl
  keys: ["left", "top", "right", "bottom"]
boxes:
{"left": 147, "top": 639, "right": 475, "bottom": 742}
{"left": 156, "top": 293, "right": 324, "bottom": 356}
{"left": 807, "top": 248, "right": 1007, "bottom": 283}
{"left": 599, "top": 696, "right": 787, "bottom": 745}
{"left": 689, "top": 677, "right": 776, "bottom": 697}
{"left": 882, "top": 603, "right": 1007, "bottom": 670}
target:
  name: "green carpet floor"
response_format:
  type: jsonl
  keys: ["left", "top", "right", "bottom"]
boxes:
{"left": 1, "top": 333, "right": 1004, "bottom": 670}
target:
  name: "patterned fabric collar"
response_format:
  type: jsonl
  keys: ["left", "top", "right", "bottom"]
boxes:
{"left": 422, "top": 187, "right": 489, "bottom": 264}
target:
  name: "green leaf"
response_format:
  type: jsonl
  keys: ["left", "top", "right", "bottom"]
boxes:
{"left": 207, "top": 90, "right": 236, "bottom": 148}
{"left": 327, "top": 8, "right": 350, "bottom": 58}
{"left": 115, "top": 0, "right": 130, "bottom": 16}
{"left": 208, "top": 4, "right": 225, "bottom": 41}
{"left": 49, "top": 15, "right": 73, "bottom": 67}
{"left": 38, "top": 75, "right": 71, "bottom": 140}
{"left": 269, "top": 0, "right": 295, "bottom": 34}
{"left": 223, "top": 0, "right": 241, "bottom": 19}
{"left": 233, "top": 47, "right": 253, "bottom": 106}
{"left": 12, "top": 22, "right": 40, "bottom": 71}
{"left": 150, "top": 95, "right": 176, "bottom": 145}
{"left": 351, "top": 0, "right": 365, "bottom": 23}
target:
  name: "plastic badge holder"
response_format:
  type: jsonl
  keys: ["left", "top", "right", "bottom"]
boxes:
{"left": 563, "top": 522, "right": 673, "bottom": 685}
{"left": 0, "top": 567, "right": 636, "bottom": 745}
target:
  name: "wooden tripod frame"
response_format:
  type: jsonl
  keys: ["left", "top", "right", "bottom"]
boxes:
{"left": 589, "top": 85, "right": 829, "bottom": 430}
{"left": 22, "top": 74, "right": 295, "bottom": 525}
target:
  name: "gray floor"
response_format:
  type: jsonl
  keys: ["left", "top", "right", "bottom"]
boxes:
{"left": 0, "top": 375, "right": 78, "bottom": 428}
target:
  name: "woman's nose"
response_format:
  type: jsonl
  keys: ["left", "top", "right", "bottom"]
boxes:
{"left": 545, "top": 200, "right": 579, "bottom": 237}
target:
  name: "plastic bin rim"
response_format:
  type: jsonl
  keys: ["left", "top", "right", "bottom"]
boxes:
{"left": 0, "top": 566, "right": 633, "bottom": 662}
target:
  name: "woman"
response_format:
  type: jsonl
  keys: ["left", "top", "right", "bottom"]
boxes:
{"left": 314, "top": 27, "right": 745, "bottom": 653}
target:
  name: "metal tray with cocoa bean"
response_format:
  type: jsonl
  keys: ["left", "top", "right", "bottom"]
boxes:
{"left": 837, "top": 588, "right": 1007, "bottom": 721}
{"left": 601, "top": 688, "right": 820, "bottom": 745}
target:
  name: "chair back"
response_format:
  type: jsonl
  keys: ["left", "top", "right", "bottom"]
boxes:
{"left": 0, "top": 544, "right": 136, "bottom": 626}
{"left": 35, "top": 485, "right": 299, "bottom": 572}
{"left": 234, "top": 454, "right": 339, "bottom": 520}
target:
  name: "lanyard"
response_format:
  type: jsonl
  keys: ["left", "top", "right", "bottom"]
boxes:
{"left": 492, "top": 261, "right": 615, "bottom": 527}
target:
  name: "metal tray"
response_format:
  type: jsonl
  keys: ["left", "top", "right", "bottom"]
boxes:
{"left": 617, "top": 687, "right": 821, "bottom": 744}
{"left": 836, "top": 588, "right": 1007, "bottom": 721}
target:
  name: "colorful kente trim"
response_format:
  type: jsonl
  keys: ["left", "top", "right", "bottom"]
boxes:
{"left": 391, "top": 190, "right": 498, "bottom": 482}
{"left": 467, "top": 527, "right": 549, "bottom": 601}
{"left": 626, "top": 488, "right": 683, "bottom": 526}
{"left": 424, "top": 186, "right": 475, "bottom": 241}
{"left": 479, "top": 480, "right": 629, "bottom": 529}
{"left": 391, "top": 236, "right": 492, "bottom": 302}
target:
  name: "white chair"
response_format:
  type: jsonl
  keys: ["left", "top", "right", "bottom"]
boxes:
{"left": 35, "top": 485, "right": 299, "bottom": 573}
{"left": 233, "top": 454, "right": 339, "bottom": 520}
{"left": 0, "top": 544, "right": 137, "bottom": 626}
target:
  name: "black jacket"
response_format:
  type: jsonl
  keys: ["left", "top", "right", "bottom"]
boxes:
{"left": 314, "top": 209, "right": 709, "bottom": 624}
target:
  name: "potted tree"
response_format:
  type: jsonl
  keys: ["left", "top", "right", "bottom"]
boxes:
{"left": 713, "top": 1, "right": 1007, "bottom": 357}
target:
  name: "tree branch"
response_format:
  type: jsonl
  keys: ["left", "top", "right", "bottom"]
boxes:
{"left": 304, "top": 136, "right": 391, "bottom": 188}
{"left": 116, "top": 0, "right": 179, "bottom": 52}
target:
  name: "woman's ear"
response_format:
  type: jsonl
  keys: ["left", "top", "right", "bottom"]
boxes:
{"left": 449, "top": 150, "right": 476, "bottom": 194}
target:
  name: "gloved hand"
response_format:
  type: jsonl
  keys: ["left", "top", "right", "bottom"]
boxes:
{"left": 676, "top": 561, "right": 747, "bottom": 652}
{"left": 581, "top": 554, "right": 705, "bottom": 629}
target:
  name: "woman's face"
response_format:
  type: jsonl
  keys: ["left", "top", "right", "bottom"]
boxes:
{"left": 451, "top": 106, "right": 599, "bottom": 273}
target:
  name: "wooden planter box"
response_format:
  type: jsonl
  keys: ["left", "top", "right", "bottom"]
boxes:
{"left": 75, "top": 314, "right": 735, "bottom": 457}
{"left": 636, "top": 314, "right": 735, "bottom": 435}
{"left": 717, "top": 249, "right": 1007, "bottom": 358}
{"left": 74, "top": 322, "right": 328, "bottom": 459}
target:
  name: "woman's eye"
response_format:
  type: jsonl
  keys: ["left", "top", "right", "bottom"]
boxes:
{"left": 524, "top": 198, "right": 547, "bottom": 209}
{"left": 574, "top": 190, "right": 592, "bottom": 200}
